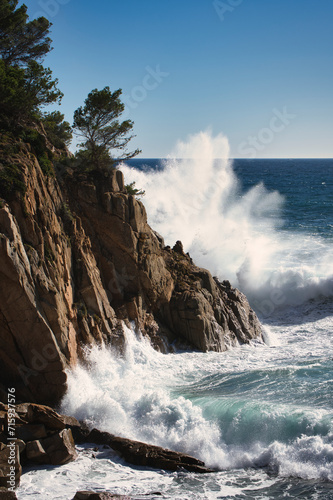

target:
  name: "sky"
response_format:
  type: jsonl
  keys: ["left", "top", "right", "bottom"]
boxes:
{"left": 20, "top": 0, "right": 333, "bottom": 158}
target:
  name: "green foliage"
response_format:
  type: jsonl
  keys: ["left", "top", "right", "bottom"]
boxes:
{"left": 73, "top": 86, "right": 141, "bottom": 170}
{"left": 0, "top": 0, "right": 52, "bottom": 67}
{"left": 41, "top": 111, "right": 72, "bottom": 149}
{"left": 0, "top": 60, "right": 63, "bottom": 128}
{"left": 0, "top": 1, "right": 62, "bottom": 130}
{"left": 73, "top": 301, "right": 87, "bottom": 319}
{"left": 38, "top": 151, "right": 54, "bottom": 176}
{"left": 125, "top": 181, "right": 145, "bottom": 197}
{"left": 19, "top": 127, "right": 54, "bottom": 176}
{"left": 21, "top": 128, "right": 46, "bottom": 156}
{"left": 61, "top": 202, "right": 74, "bottom": 222}
{"left": 0, "top": 163, "right": 26, "bottom": 199}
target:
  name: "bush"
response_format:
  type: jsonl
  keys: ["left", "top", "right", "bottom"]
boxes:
{"left": 125, "top": 181, "right": 145, "bottom": 196}
{"left": 38, "top": 151, "right": 54, "bottom": 176}
{"left": 0, "top": 163, "right": 26, "bottom": 199}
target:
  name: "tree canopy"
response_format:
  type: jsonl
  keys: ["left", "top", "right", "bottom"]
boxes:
{"left": 0, "top": 0, "right": 63, "bottom": 130}
{"left": 73, "top": 87, "right": 141, "bottom": 170}
{"left": 0, "top": 0, "right": 52, "bottom": 66}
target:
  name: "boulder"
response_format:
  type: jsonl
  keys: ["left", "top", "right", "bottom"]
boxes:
{"left": 26, "top": 429, "right": 77, "bottom": 465}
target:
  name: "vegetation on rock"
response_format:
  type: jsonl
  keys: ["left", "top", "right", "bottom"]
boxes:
{"left": 73, "top": 86, "right": 141, "bottom": 170}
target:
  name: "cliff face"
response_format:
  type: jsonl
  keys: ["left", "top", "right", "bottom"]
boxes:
{"left": 0, "top": 136, "right": 262, "bottom": 405}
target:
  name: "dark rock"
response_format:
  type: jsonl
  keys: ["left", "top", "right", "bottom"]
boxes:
{"left": 173, "top": 240, "right": 185, "bottom": 255}
{"left": 0, "top": 488, "right": 18, "bottom": 499}
{"left": 72, "top": 492, "right": 131, "bottom": 500}
{"left": 85, "top": 428, "right": 214, "bottom": 473}
{"left": 15, "top": 424, "right": 47, "bottom": 441}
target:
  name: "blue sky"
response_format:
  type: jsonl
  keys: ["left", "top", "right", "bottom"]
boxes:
{"left": 21, "top": 0, "right": 333, "bottom": 158}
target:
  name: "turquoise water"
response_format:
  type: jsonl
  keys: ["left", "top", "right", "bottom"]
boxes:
{"left": 17, "top": 154, "right": 333, "bottom": 499}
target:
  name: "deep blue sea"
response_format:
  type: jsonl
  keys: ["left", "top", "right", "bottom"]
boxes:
{"left": 18, "top": 154, "right": 333, "bottom": 499}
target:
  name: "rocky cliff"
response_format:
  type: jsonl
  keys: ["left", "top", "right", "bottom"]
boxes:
{"left": 0, "top": 132, "right": 262, "bottom": 405}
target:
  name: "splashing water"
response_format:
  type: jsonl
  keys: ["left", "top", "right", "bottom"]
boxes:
{"left": 60, "top": 323, "right": 333, "bottom": 480}
{"left": 120, "top": 131, "right": 333, "bottom": 311}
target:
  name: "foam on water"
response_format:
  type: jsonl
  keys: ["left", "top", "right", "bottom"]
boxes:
{"left": 58, "top": 323, "right": 333, "bottom": 481}
{"left": 120, "top": 131, "right": 333, "bottom": 311}
{"left": 17, "top": 315, "right": 333, "bottom": 498}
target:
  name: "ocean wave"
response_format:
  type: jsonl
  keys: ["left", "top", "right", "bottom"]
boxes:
{"left": 61, "top": 324, "right": 333, "bottom": 481}
{"left": 120, "top": 131, "right": 333, "bottom": 314}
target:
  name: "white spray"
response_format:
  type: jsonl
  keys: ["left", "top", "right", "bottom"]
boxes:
{"left": 120, "top": 131, "right": 333, "bottom": 314}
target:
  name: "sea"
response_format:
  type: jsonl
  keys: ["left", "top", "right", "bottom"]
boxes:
{"left": 17, "top": 133, "right": 333, "bottom": 499}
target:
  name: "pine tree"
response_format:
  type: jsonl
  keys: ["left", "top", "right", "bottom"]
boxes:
{"left": 73, "top": 87, "right": 141, "bottom": 170}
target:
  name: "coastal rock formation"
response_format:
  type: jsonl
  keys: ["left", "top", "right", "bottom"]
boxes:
{"left": 0, "top": 133, "right": 262, "bottom": 405}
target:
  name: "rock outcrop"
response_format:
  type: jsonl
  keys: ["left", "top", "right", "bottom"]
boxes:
{"left": 0, "top": 402, "right": 78, "bottom": 489}
{"left": 0, "top": 132, "right": 262, "bottom": 405}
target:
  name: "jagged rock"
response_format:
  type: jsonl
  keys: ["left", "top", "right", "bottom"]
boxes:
{"left": 160, "top": 254, "right": 262, "bottom": 351}
{"left": 80, "top": 428, "right": 214, "bottom": 473}
{"left": 26, "top": 428, "right": 77, "bottom": 465}
{"left": 72, "top": 493, "right": 131, "bottom": 500}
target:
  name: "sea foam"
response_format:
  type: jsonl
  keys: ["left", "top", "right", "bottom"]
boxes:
{"left": 60, "top": 323, "right": 333, "bottom": 480}
{"left": 120, "top": 131, "right": 333, "bottom": 314}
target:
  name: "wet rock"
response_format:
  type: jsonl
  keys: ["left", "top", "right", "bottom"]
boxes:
{"left": 84, "top": 428, "right": 214, "bottom": 473}
{"left": 72, "top": 492, "right": 131, "bottom": 500}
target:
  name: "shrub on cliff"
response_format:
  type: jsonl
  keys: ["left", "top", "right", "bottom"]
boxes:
{"left": 73, "top": 86, "right": 141, "bottom": 170}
